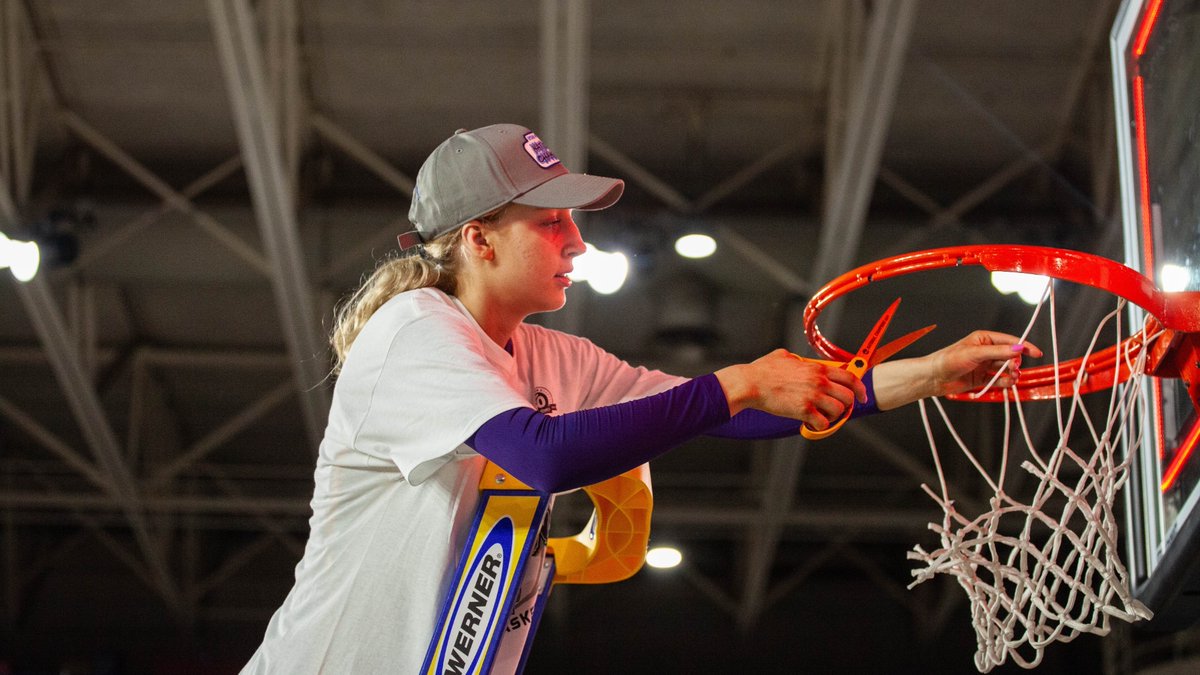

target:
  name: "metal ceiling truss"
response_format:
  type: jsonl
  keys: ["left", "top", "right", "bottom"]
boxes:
{"left": 0, "top": 0, "right": 183, "bottom": 616}
{"left": 0, "top": 0, "right": 329, "bottom": 621}
{"left": 208, "top": 0, "right": 330, "bottom": 448}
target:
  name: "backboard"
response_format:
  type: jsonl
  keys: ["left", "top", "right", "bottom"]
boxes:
{"left": 1111, "top": 0, "right": 1200, "bottom": 629}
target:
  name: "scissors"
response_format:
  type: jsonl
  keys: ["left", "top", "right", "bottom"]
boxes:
{"left": 799, "top": 298, "right": 935, "bottom": 440}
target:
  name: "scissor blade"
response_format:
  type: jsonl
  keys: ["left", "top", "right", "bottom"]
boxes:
{"left": 870, "top": 324, "right": 937, "bottom": 367}
{"left": 854, "top": 297, "right": 902, "bottom": 360}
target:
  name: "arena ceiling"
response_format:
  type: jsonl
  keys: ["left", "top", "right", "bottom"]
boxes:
{"left": 2, "top": 0, "right": 1195, "bottom": 672}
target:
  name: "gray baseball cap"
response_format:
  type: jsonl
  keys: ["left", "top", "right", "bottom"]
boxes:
{"left": 400, "top": 124, "right": 624, "bottom": 250}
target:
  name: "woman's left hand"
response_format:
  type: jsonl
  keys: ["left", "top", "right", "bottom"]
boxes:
{"left": 926, "top": 330, "right": 1043, "bottom": 397}
{"left": 870, "top": 331, "right": 1043, "bottom": 410}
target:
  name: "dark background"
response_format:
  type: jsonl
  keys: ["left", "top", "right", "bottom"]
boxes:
{"left": 2, "top": 1, "right": 1198, "bottom": 673}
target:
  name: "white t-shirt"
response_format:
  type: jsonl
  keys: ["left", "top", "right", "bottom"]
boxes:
{"left": 242, "top": 288, "right": 684, "bottom": 674}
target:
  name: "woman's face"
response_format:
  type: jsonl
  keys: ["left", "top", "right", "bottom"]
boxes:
{"left": 482, "top": 204, "right": 586, "bottom": 317}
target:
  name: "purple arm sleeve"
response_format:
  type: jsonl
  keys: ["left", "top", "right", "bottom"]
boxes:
{"left": 466, "top": 374, "right": 731, "bottom": 493}
{"left": 466, "top": 370, "right": 879, "bottom": 493}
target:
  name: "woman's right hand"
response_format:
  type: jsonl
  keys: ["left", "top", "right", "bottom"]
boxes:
{"left": 715, "top": 349, "right": 867, "bottom": 430}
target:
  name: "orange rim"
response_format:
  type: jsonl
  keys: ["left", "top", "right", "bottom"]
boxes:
{"left": 804, "top": 245, "right": 1200, "bottom": 401}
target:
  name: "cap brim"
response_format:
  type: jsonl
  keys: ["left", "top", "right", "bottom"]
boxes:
{"left": 512, "top": 173, "right": 624, "bottom": 212}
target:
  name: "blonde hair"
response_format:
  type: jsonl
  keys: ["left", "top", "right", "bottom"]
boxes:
{"left": 330, "top": 229, "right": 464, "bottom": 372}
{"left": 329, "top": 207, "right": 506, "bottom": 373}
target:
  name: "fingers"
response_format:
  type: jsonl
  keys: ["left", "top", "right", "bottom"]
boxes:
{"left": 1018, "top": 342, "right": 1043, "bottom": 358}
{"left": 803, "top": 367, "right": 858, "bottom": 428}
{"left": 966, "top": 331, "right": 1043, "bottom": 358}
{"left": 987, "top": 358, "right": 1018, "bottom": 378}
{"left": 991, "top": 372, "right": 1020, "bottom": 388}
{"left": 814, "top": 391, "right": 851, "bottom": 422}
{"left": 825, "top": 367, "right": 868, "bottom": 404}
{"left": 971, "top": 343, "right": 1030, "bottom": 364}
{"left": 964, "top": 334, "right": 1044, "bottom": 393}
{"left": 971, "top": 349, "right": 1026, "bottom": 390}
{"left": 802, "top": 409, "right": 833, "bottom": 431}
{"left": 962, "top": 341, "right": 1043, "bottom": 368}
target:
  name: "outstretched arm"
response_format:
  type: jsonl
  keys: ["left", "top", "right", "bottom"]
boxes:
{"left": 714, "top": 349, "right": 869, "bottom": 429}
{"left": 870, "top": 330, "right": 1043, "bottom": 410}
{"left": 468, "top": 331, "right": 1040, "bottom": 492}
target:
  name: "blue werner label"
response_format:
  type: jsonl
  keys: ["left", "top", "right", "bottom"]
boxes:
{"left": 438, "top": 517, "right": 514, "bottom": 675}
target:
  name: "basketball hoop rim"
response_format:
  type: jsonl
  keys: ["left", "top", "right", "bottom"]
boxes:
{"left": 804, "top": 245, "right": 1200, "bottom": 402}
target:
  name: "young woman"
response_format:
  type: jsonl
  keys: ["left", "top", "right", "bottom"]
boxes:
{"left": 241, "top": 124, "right": 1039, "bottom": 673}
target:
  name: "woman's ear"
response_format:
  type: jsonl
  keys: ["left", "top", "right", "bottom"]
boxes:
{"left": 460, "top": 221, "right": 495, "bottom": 261}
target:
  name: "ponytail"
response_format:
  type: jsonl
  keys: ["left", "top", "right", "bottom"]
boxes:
{"left": 329, "top": 228, "right": 464, "bottom": 372}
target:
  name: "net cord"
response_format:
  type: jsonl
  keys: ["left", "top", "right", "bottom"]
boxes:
{"left": 909, "top": 284, "right": 1156, "bottom": 672}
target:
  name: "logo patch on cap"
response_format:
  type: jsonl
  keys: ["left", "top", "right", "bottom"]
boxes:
{"left": 522, "top": 132, "right": 560, "bottom": 169}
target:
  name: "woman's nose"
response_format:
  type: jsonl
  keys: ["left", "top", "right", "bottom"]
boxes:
{"left": 563, "top": 215, "right": 586, "bottom": 257}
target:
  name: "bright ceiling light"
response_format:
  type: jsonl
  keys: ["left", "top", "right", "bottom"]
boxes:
{"left": 990, "top": 270, "right": 1050, "bottom": 305}
{"left": 569, "top": 243, "right": 629, "bottom": 295}
{"left": 1160, "top": 263, "right": 1191, "bottom": 292}
{"left": 645, "top": 546, "right": 682, "bottom": 569}
{"left": 0, "top": 232, "right": 41, "bottom": 282}
{"left": 674, "top": 233, "right": 716, "bottom": 259}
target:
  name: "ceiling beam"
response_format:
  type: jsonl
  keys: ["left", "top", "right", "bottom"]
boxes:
{"left": 60, "top": 112, "right": 272, "bottom": 276}
{"left": 845, "top": 420, "right": 984, "bottom": 515}
{"left": 0, "top": 344, "right": 297, "bottom": 372}
{"left": 73, "top": 156, "right": 245, "bottom": 272}
{"left": 693, "top": 134, "right": 807, "bottom": 213}
{"left": 208, "top": 0, "right": 330, "bottom": 450}
{"left": 262, "top": 0, "right": 305, "bottom": 191}
{"left": 811, "top": 0, "right": 917, "bottom": 288}
{"left": 762, "top": 531, "right": 855, "bottom": 612}
{"left": 540, "top": 0, "right": 589, "bottom": 173}
{"left": 305, "top": 115, "right": 416, "bottom": 281}
{"left": 1, "top": 0, "right": 38, "bottom": 204}
{"left": 147, "top": 381, "right": 295, "bottom": 489}
{"left": 588, "top": 134, "right": 815, "bottom": 294}
{"left": 539, "top": 0, "right": 590, "bottom": 335}
{"left": 738, "top": 0, "right": 918, "bottom": 630}
{"left": 0, "top": 395, "right": 110, "bottom": 491}
{"left": 714, "top": 224, "right": 811, "bottom": 295}
{"left": 202, "top": 465, "right": 306, "bottom": 556}
{"left": 589, "top": 133, "right": 693, "bottom": 212}
{"left": 3, "top": 278, "right": 182, "bottom": 609}
{"left": 310, "top": 113, "right": 415, "bottom": 197}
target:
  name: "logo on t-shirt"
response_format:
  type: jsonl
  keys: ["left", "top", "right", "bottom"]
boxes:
{"left": 532, "top": 387, "right": 557, "bottom": 415}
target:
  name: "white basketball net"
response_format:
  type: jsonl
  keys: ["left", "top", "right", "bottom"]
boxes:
{"left": 908, "top": 283, "right": 1157, "bottom": 672}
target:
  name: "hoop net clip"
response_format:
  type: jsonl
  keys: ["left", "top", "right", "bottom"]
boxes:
{"left": 1144, "top": 325, "right": 1200, "bottom": 414}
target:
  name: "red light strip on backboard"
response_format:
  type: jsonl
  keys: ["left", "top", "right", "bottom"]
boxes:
{"left": 1132, "top": 75, "right": 1155, "bottom": 280}
{"left": 1133, "top": 0, "right": 1165, "bottom": 56}
{"left": 1130, "top": 0, "right": 1187, "bottom": 492}
{"left": 1162, "top": 418, "right": 1200, "bottom": 492}
{"left": 1153, "top": 376, "right": 1167, "bottom": 463}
